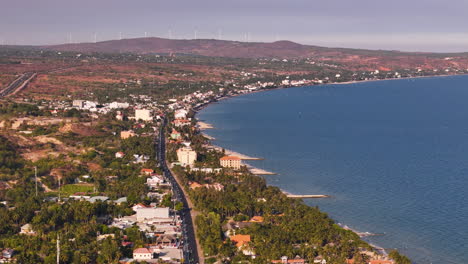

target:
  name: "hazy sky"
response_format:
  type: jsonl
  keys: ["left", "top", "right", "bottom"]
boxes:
{"left": 1, "top": 0, "right": 468, "bottom": 52}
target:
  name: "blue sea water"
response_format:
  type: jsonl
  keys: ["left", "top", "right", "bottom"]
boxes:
{"left": 198, "top": 75, "right": 468, "bottom": 264}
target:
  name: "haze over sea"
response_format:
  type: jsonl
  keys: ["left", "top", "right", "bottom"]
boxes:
{"left": 198, "top": 75, "right": 468, "bottom": 264}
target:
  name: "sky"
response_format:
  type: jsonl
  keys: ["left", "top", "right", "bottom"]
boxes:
{"left": 1, "top": 0, "right": 468, "bottom": 52}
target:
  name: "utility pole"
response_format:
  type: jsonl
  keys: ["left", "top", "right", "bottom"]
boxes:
{"left": 56, "top": 234, "right": 60, "bottom": 264}
{"left": 34, "top": 166, "right": 38, "bottom": 197}
{"left": 58, "top": 178, "right": 61, "bottom": 202}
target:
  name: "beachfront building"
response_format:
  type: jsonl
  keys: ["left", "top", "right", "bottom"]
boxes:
{"left": 135, "top": 109, "right": 153, "bottom": 121}
{"left": 220, "top": 156, "right": 242, "bottom": 170}
{"left": 177, "top": 146, "right": 197, "bottom": 166}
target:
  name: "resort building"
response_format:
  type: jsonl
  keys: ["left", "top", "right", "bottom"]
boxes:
{"left": 135, "top": 109, "right": 153, "bottom": 121}
{"left": 220, "top": 156, "right": 242, "bottom": 170}
{"left": 177, "top": 146, "right": 197, "bottom": 166}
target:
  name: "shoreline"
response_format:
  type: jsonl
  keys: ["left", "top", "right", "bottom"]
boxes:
{"left": 193, "top": 73, "right": 468, "bottom": 259}
{"left": 204, "top": 143, "right": 277, "bottom": 175}
{"left": 193, "top": 73, "right": 468, "bottom": 113}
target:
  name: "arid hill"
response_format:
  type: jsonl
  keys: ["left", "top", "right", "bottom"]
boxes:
{"left": 44, "top": 37, "right": 468, "bottom": 70}
{"left": 44, "top": 37, "right": 467, "bottom": 59}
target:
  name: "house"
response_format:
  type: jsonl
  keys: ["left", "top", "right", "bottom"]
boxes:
{"left": 174, "top": 109, "right": 188, "bottom": 119}
{"left": 135, "top": 109, "right": 153, "bottom": 121}
{"left": 272, "top": 256, "right": 306, "bottom": 264}
{"left": 173, "top": 119, "right": 191, "bottom": 127}
{"left": 156, "top": 234, "right": 177, "bottom": 248}
{"left": 189, "top": 182, "right": 203, "bottom": 189}
{"left": 114, "top": 197, "right": 128, "bottom": 204}
{"left": 313, "top": 255, "right": 326, "bottom": 264}
{"left": 136, "top": 207, "right": 170, "bottom": 221}
{"left": 87, "top": 196, "right": 109, "bottom": 203}
{"left": 132, "top": 203, "right": 149, "bottom": 211}
{"left": 120, "top": 130, "right": 136, "bottom": 139}
{"left": 369, "top": 260, "right": 394, "bottom": 264}
{"left": 250, "top": 216, "right": 264, "bottom": 223}
{"left": 177, "top": 146, "right": 197, "bottom": 166}
{"left": 230, "top": 234, "right": 254, "bottom": 255}
{"left": 115, "top": 151, "right": 125, "bottom": 158}
{"left": 170, "top": 129, "right": 182, "bottom": 140}
{"left": 146, "top": 175, "right": 165, "bottom": 188}
{"left": 205, "top": 183, "right": 224, "bottom": 191}
{"left": 20, "top": 223, "right": 35, "bottom": 235}
{"left": 133, "top": 248, "right": 152, "bottom": 261}
{"left": 116, "top": 112, "right": 124, "bottom": 121}
{"left": 230, "top": 234, "right": 251, "bottom": 248}
{"left": 220, "top": 156, "right": 242, "bottom": 170}
{"left": 141, "top": 168, "right": 154, "bottom": 175}
{"left": 2, "top": 248, "right": 14, "bottom": 259}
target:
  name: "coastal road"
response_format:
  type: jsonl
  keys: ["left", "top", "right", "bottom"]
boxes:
{"left": 157, "top": 117, "right": 202, "bottom": 264}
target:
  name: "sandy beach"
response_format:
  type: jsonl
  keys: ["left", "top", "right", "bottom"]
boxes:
{"left": 197, "top": 121, "right": 214, "bottom": 130}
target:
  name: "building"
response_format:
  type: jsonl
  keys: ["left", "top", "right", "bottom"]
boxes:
{"left": 272, "top": 256, "right": 306, "bottom": 264}
{"left": 173, "top": 119, "right": 191, "bottom": 127}
{"left": 120, "top": 130, "right": 136, "bottom": 139}
{"left": 133, "top": 248, "right": 152, "bottom": 261}
{"left": 146, "top": 175, "right": 165, "bottom": 188}
{"left": 135, "top": 109, "right": 153, "bottom": 121}
{"left": 177, "top": 147, "right": 197, "bottom": 166}
{"left": 115, "top": 152, "right": 125, "bottom": 158}
{"left": 72, "top": 100, "right": 85, "bottom": 108}
{"left": 174, "top": 109, "right": 188, "bottom": 119}
{"left": 136, "top": 207, "right": 170, "bottom": 221}
{"left": 170, "top": 129, "right": 182, "bottom": 140}
{"left": 20, "top": 224, "right": 35, "bottom": 235}
{"left": 369, "top": 260, "right": 395, "bottom": 264}
{"left": 140, "top": 168, "right": 154, "bottom": 175}
{"left": 220, "top": 156, "right": 242, "bottom": 170}
{"left": 230, "top": 234, "right": 255, "bottom": 256}
{"left": 2, "top": 248, "right": 14, "bottom": 260}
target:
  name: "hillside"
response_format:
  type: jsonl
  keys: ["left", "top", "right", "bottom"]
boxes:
{"left": 44, "top": 37, "right": 468, "bottom": 70}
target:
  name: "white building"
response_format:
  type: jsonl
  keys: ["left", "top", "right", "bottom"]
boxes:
{"left": 136, "top": 207, "right": 170, "bottom": 221}
{"left": 109, "top": 102, "right": 130, "bottom": 109}
{"left": 177, "top": 146, "right": 197, "bottom": 166}
{"left": 133, "top": 248, "right": 152, "bottom": 260}
{"left": 146, "top": 175, "right": 165, "bottom": 188}
{"left": 135, "top": 109, "right": 153, "bottom": 121}
{"left": 174, "top": 109, "right": 188, "bottom": 119}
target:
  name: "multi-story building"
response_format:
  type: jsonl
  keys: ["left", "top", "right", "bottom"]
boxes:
{"left": 220, "top": 156, "right": 242, "bottom": 170}
{"left": 177, "top": 146, "right": 197, "bottom": 166}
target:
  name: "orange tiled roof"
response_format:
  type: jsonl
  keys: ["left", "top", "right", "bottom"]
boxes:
{"left": 230, "top": 234, "right": 251, "bottom": 248}
{"left": 370, "top": 260, "right": 394, "bottom": 264}
{"left": 133, "top": 248, "right": 151, "bottom": 254}
{"left": 220, "top": 156, "right": 241, "bottom": 161}
{"left": 250, "top": 216, "right": 264, "bottom": 222}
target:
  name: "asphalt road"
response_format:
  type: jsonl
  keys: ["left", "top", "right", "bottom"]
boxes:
{"left": 157, "top": 117, "right": 200, "bottom": 264}
{"left": 0, "top": 72, "right": 35, "bottom": 97}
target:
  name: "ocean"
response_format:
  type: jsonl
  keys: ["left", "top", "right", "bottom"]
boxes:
{"left": 197, "top": 75, "right": 468, "bottom": 264}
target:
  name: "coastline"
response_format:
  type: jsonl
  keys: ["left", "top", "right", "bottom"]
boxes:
{"left": 193, "top": 73, "right": 468, "bottom": 260}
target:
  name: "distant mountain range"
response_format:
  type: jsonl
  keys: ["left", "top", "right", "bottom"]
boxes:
{"left": 44, "top": 37, "right": 468, "bottom": 70}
